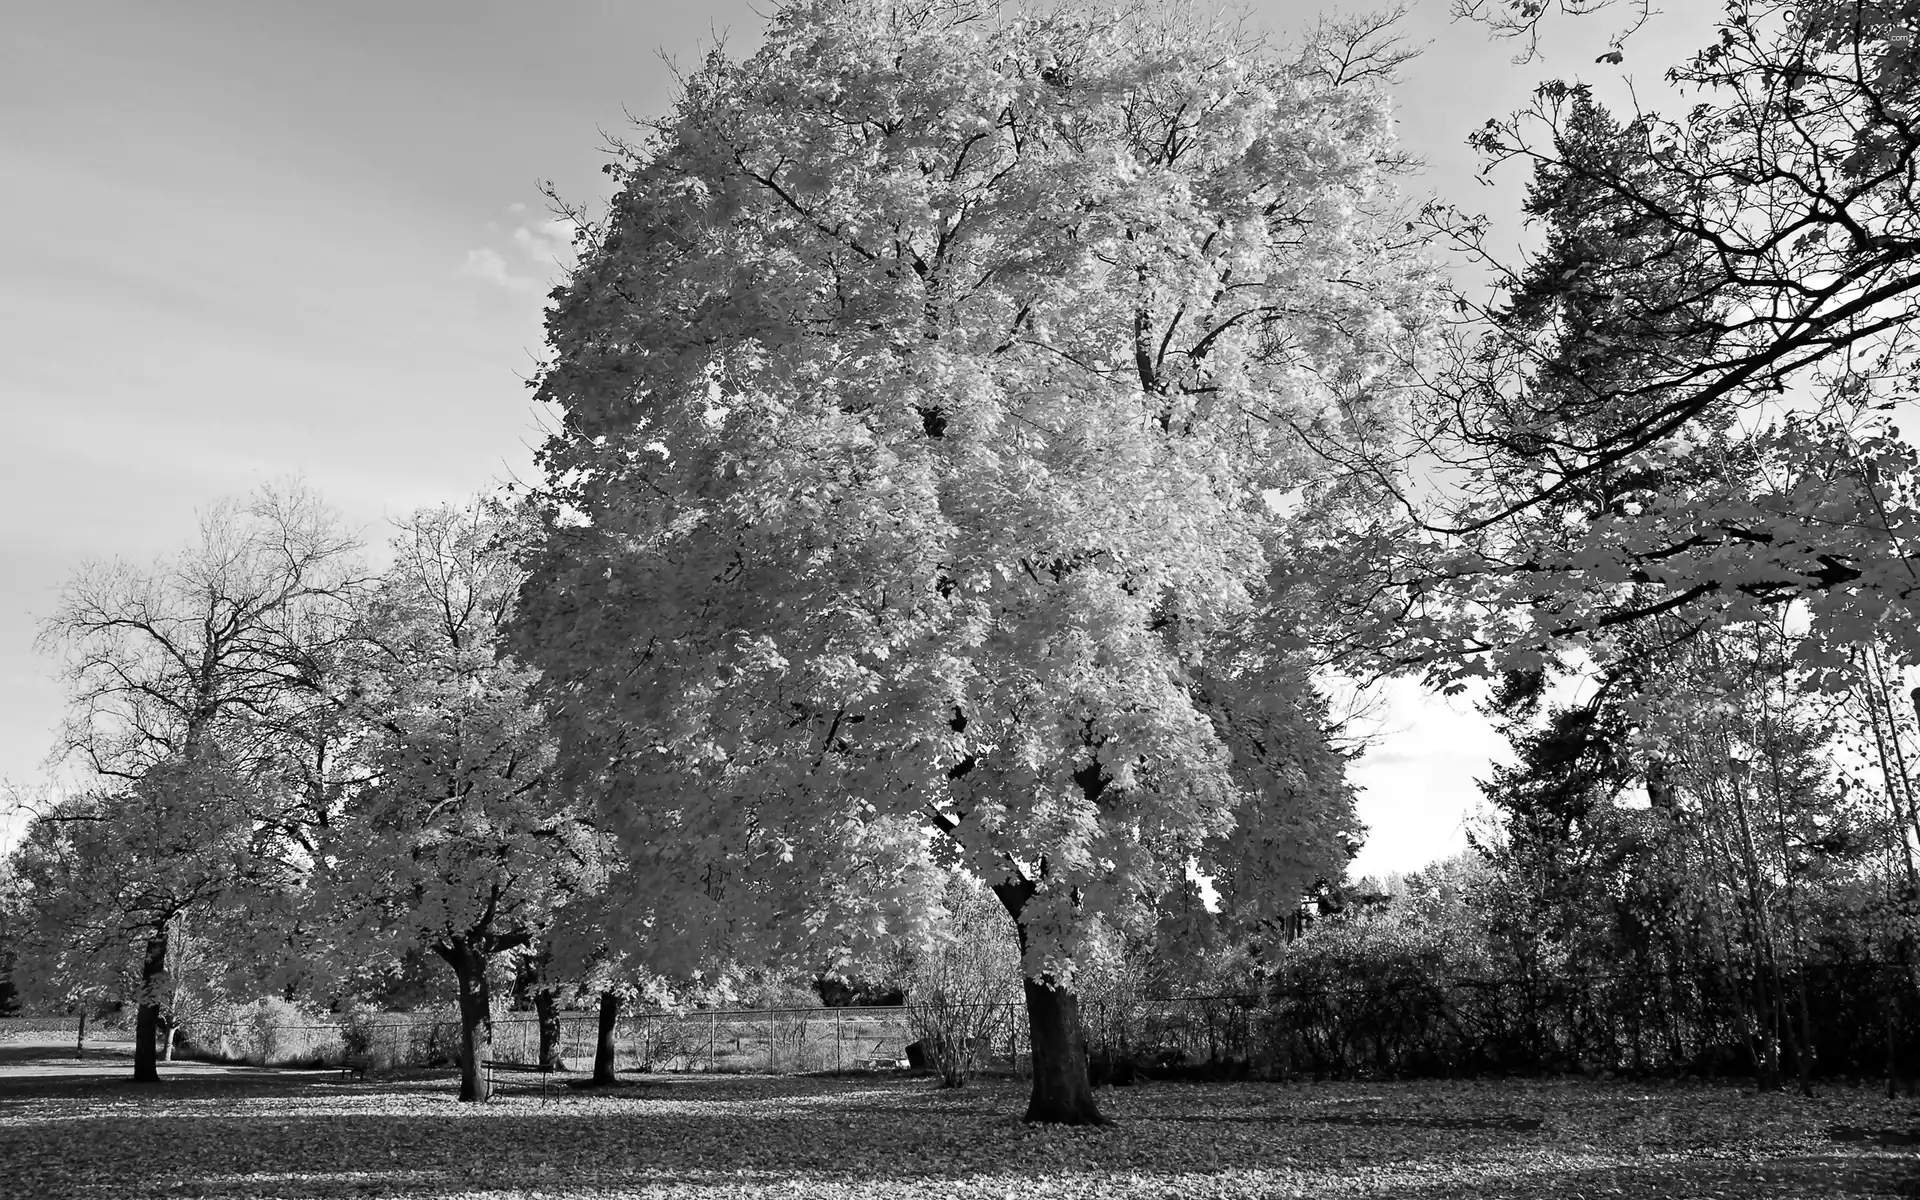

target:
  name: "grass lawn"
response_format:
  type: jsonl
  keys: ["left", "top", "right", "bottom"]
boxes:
{"left": 1, "top": 1040, "right": 1915, "bottom": 1198}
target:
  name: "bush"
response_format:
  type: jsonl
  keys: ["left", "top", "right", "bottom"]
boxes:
{"left": 180, "top": 997, "right": 342, "bottom": 1067}
{"left": 396, "top": 1007, "right": 461, "bottom": 1068}
{"left": 340, "top": 1004, "right": 380, "bottom": 1067}
{"left": 1261, "top": 915, "right": 1487, "bottom": 1078}
{"left": 905, "top": 876, "right": 1022, "bottom": 1087}
{"left": 249, "top": 997, "right": 300, "bottom": 1065}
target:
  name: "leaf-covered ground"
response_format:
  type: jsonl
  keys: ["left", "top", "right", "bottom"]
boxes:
{"left": 2, "top": 1041, "right": 1915, "bottom": 1199}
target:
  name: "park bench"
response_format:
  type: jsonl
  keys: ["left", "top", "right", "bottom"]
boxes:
{"left": 340, "top": 1054, "right": 371, "bottom": 1082}
{"left": 479, "top": 1056, "right": 559, "bottom": 1098}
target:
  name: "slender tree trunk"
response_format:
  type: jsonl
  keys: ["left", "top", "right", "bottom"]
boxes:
{"left": 132, "top": 929, "right": 169, "bottom": 1083}
{"left": 535, "top": 988, "right": 566, "bottom": 1073}
{"left": 438, "top": 940, "right": 494, "bottom": 1103}
{"left": 1889, "top": 1001, "right": 1901, "bottom": 1100}
{"left": 1721, "top": 762, "right": 1784, "bottom": 1091}
{"left": 1766, "top": 758, "right": 1816, "bottom": 1097}
{"left": 1864, "top": 677, "right": 1920, "bottom": 893}
{"left": 592, "top": 990, "right": 622, "bottom": 1085}
{"left": 1695, "top": 767, "right": 1769, "bottom": 1086}
{"left": 1876, "top": 663, "right": 1920, "bottom": 852}
{"left": 992, "top": 881, "right": 1106, "bottom": 1125}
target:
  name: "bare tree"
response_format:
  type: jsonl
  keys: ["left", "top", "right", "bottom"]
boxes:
{"left": 32, "top": 481, "right": 363, "bottom": 1081}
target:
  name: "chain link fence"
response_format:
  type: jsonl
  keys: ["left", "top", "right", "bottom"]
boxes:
{"left": 8, "top": 963, "right": 1913, "bottom": 1080}
{"left": 1089, "top": 964, "right": 1920, "bottom": 1081}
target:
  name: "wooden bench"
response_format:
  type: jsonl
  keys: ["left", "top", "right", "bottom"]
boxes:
{"left": 340, "top": 1054, "right": 371, "bottom": 1081}
{"left": 480, "top": 1057, "right": 559, "bottom": 1098}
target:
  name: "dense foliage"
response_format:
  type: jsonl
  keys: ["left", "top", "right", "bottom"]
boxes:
{"left": 510, "top": 0, "right": 1430, "bottom": 1123}
{"left": 7, "top": 0, "right": 1920, "bottom": 1130}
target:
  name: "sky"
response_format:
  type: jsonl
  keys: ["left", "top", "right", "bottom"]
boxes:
{"left": 0, "top": 0, "right": 1721, "bottom": 874}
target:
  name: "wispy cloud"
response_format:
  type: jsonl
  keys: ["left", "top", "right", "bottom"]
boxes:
{"left": 459, "top": 207, "right": 580, "bottom": 293}
{"left": 459, "top": 247, "right": 534, "bottom": 292}
{"left": 511, "top": 217, "right": 578, "bottom": 266}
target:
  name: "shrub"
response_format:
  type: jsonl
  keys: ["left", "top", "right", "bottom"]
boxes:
{"left": 249, "top": 997, "right": 301, "bottom": 1065}
{"left": 178, "top": 997, "right": 341, "bottom": 1067}
{"left": 401, "top": 1007, "right": 462, "bottom": 1068}
{"left": 340, "top": 1004, "right": 380, "bottom": 1068}
{"left": 1261, "top": 910, "right": 1496, "bottom": 1078}
{"left": 905, "top": 876, "right": 1021, "bottom": 1087}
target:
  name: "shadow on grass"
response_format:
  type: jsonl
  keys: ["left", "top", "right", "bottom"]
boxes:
{"left": 0, "top": 1043, "right": 126, "bottom": 1068}
{"left": 0, "top": 1048, "right": 1914, "bottom": 1199}
{"left": 1167, "top": 1111, "right": 1547, "bottom": 1132}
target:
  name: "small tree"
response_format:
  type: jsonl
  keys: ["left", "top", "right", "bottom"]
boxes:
{"left": 32, "top": 482, "right": 363, "bottom": 1081}
{"left": 320, "top": 501, "right": 606, "bottom": 1102}
{"left": 6, "top": 774, "right": 257, "bottom": 1073}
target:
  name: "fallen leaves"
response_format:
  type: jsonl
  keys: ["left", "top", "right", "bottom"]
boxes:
{"left": 0, "top": 1057, "right": 1915, "bottom": 1199}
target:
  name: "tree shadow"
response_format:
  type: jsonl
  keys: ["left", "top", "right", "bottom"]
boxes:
{"left": 0, "top": 1043, "right": 117, "bottom": 1068}
{"left": 1166, "top": 1110, "right": 1547, "bottom": 1132}
{"left": 0, "top": 1067, "right": 1910, "bottom": 1199}
{"left": 0, "top": 1044, "right": 411, "bottom": 1104}
{"left": 1386, "top": 1154, "right": 1920, "bottom": 1200}
{"left": 1828, "top": 1123, "right": 1920, "bottom": 1147}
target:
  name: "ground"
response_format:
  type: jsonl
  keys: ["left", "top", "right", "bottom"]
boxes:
{"left": 1, "top": 1038, "right": 1916, "bottom": 1199}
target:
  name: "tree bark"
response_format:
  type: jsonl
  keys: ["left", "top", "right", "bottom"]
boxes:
{"left": 592, "top": 990, "right": 621, "bottom": 1085}
{"left": 993, "top": 880, "right": 1106, "bottom": 1125}
{"left": 534, "top": 988, "right": 566, "bottom": 1073}
{"left": 438, "top": 940, "right": 494, "bottom": 1103}
{"left": 132, "top": 929, "right": 169, "bottom": 1083}
{"left": 1021, "top": 975, "right": 1107, "bottom": 1124}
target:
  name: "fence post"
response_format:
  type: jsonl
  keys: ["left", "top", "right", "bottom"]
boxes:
{"left": 835, "top": 1008, "right": 843, "bottom": 1074}
{"left": 709, "top": 1011, "right": 717, "bottom": 1073}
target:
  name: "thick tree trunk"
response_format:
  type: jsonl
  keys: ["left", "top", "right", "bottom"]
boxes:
{"left": 439, "top": 940, "right": 494, "bottom": 1103}
{"left": 535, "top": 988, "right": 566, "bottom": 1073}
{"left": 992, "top": 880, "right": 1106, "bottom": 1125}
{"left": 132, "top": 929, "right": 169, "bottom": 1083}
{"left": 592, "top": 990, "right": 621, "bottom": 1086}
{"left": 1021, "top": 975, "right": 1107, "bottom": 1124}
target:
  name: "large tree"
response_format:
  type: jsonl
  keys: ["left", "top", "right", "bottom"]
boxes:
{"left": 1362, "top": 1, "right": 1920, "bottom": 684}
{"left": 514, "top": 0, "right": 1433, "bottom": 1122}
{"left": 32, "top": 483, "right": 362, "bottom": 1081}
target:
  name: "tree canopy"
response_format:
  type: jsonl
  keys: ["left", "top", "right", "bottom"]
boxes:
{"left": 513, "top": 0, "right": 1436, "bottom": 1121}
{"left": 12, "top": 0, "right": 1920, "bottom": 1122}
{"left": 1359, "top": 0, "right": 1920, "bottom": 688}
